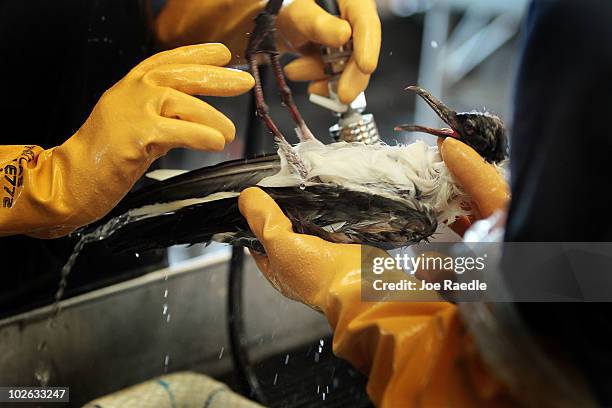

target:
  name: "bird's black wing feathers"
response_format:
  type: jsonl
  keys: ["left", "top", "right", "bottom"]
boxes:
{"left": 109, "top": 154, "right": 281, "bottom": 216}
{"left": 88, "top": 156, "right": 438, "bottom": 253}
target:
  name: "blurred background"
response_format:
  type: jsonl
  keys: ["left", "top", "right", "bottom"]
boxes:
{"left": 0, "top": 1, "right": 529, "bottom": 406}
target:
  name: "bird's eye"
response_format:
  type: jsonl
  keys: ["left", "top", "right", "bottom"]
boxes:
{"left": 464, "top": 121, "right": 475, "bottom": 135}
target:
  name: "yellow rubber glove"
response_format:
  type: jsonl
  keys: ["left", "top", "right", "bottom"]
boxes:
{"left": 155, "top": 0, "right": 381, "bottom": 105}
{"left": 0, "top": 43, "right": 254, "bottom": 239}
{"left": 155, "top": 0, "right": 265, "bottom": 61}
{"left": 441, "top": 137, "right": 509, "bottom": 219}
{"left": 238, "top": 187, "right": 513, "bottom": 407}
{"left": 280, "top": 0, "right": 381, "bottom": 104}
{"left": 412, "top": 138, "right": 510, "bottom": 283}
{"left": 438, "top": 137, "right": 510, "bottom": 235}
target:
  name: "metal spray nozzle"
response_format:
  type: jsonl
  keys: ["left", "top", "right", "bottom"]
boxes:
{"left": 310, "top": 41, "right": 380, "bottom": 145}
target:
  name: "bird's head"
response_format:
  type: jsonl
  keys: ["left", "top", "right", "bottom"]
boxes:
{"left": 395, "top": 86, "right": 508, "bottom": 163}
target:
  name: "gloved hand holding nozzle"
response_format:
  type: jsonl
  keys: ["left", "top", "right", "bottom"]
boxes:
{"left": 155, "top": 0, "right": 381, "bottom": 105}
{"left": 281, "top": 0, "right": 381, "bottom": 104}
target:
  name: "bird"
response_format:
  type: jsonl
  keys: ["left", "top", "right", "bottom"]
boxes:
{"left": 81, "top": 85, "right": 507, "bottom": 255}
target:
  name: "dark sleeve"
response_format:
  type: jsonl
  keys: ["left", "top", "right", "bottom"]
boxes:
{"left": 505, "top": 0, "right": 612, "bottom": 242}
{"left": 0, "top": 0, "right": 152, "bottom": 148}
{"left": 506, "top": 2, "right": 612, "bottom": 404}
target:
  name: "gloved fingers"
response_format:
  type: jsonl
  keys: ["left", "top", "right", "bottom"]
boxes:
{"left": 153, "top": 118, "right": 227, "bottom": 153}
{"left": 249, "top": 250, "right": 296, "bottom": 299}
{"left": 278, "top": 0, "right": 352, "bottom": 49}
{"left": 238, "top": 188, "right": 332, "bottom": 270}
{"left": 239, "top": 187, "right": 362, "bottom": 309}
{"left": 145, "top": 64, "right": 255, "bottom": 97}
{"left": 284, "top": 55, "right": 327, "bottom": 82}
{"left": 284, "top": 55, "right": 331, "bottom": 99}
{"left": 288, "top": 56, "right": 369, "bottom": 103}
{"left": 136, "top": 43, "right": 232, "bottom": 73}
{"left": 238, "top": 187, "right": 294, "bottom": 244}
{"left": 439, "top": 138, "right": 510, "bottom": 218}
{"left": 249, "top": 250, "right": 272, "bottom": 276}
{"left": 161, "top": 90, "right": 236, "bottom": 142}
{"left": 337, "top": 57, "right": 371, "bottom": 104}
{"left": 288, "top": 57, "right": 369, "bottom": 103}
{"left": 308, "top": 80, "right": 330, "bottom": 97}
{"left": 338, "top": 0, "right": 381, "bottom": 74}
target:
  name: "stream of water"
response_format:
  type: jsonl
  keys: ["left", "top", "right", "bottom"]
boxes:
{"left": 50, "top": 212, "right": 135, "bottom": 319}
{"left": 35, "top": 212, "right": 139, "bottom": 386}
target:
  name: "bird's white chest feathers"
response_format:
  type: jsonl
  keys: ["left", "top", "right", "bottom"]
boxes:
{"left": 258, "top": 140, "right": 470, "bottom": 224}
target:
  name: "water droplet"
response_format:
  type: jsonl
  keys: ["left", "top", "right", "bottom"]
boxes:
{"left": 166, "top": 313, "right": 171, "bottom": 323}
{"left": 163, "top": 289, "right": 168, "bottom": 298}
{"left": 322, "top": 393, "right": 326, "bottom": 401}
{"left": 319, "top": 339, "right": 324, "bottom": 346}
{"left": 135, "top": 252, "right": 140, "bottom": 258}
{"left": 314, "top": 352, "right": 320, "bottom": 363}
{"left": 162, "top": 304, "right": 168, "bottom": 315}
{"left": 299, "top": 183, "right": 306, "bottom": 190}
{"left": 430, "top": 40, "right": 439, "bottom": 48}
{"left": 34, "top": 362, "right": 51, "bottom": 387}
{"left": 389, "top": 51, "right": 393, "bottom": 56}
{"left": 273, "top": 373, "right": 278, "bottom": 385}
{"left": 317, "top": 385, "right": 320, "bottom": 394}
{"left": 284, "top": 354, "right": 290, "bottom": 365}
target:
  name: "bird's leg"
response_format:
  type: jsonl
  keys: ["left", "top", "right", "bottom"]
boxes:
{"left": 250, "top": 56, "right": 310, "bottom": 179}
{"left": 248, "top": 57, "right": 284, "bottom": 141}
{"left": 269, "top": 54, "right": 317, "bottom": 142}
{"left": 246, "top": 0, "right": 285, "bottom": 142}
{"left": 246, "top": 0, "right": 313, "bottom": 179}
{"left": 246, "top": 0, "right": 317, "bottom": 143}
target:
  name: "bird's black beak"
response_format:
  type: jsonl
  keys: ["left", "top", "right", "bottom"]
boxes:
{"left": 394, "top": 86, "right": 460, "bottom": 139}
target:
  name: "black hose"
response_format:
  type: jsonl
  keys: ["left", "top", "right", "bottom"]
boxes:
{"left": 228, "top": 247, "right": 268, "bottom": 404}
{"left": 227, "top": 67, "right": 269, "bottom": 404}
